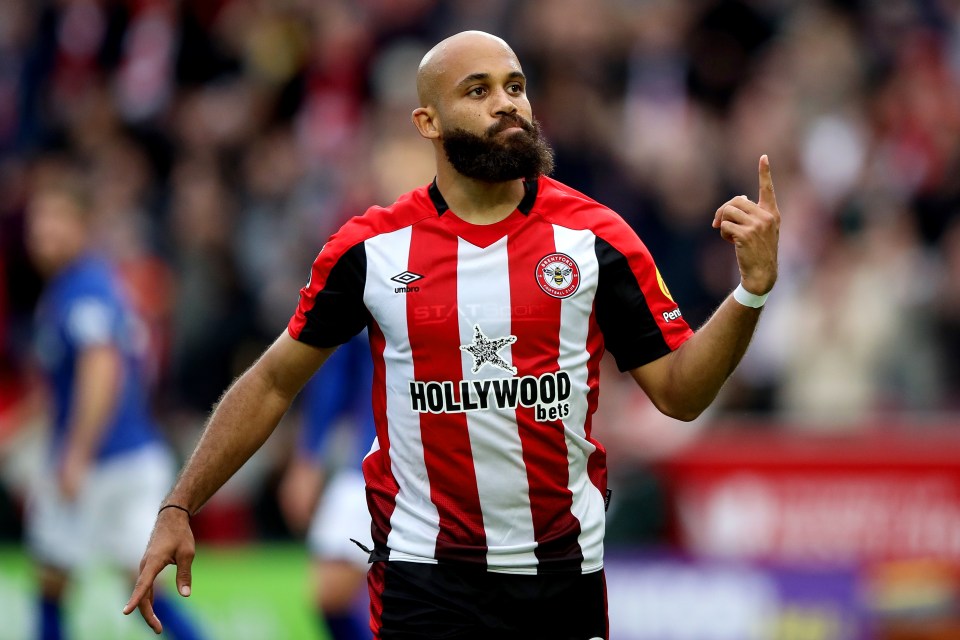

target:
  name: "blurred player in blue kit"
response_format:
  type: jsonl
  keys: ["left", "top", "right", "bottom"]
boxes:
{"left": 279, "top": 332, "right": 376, "bottom": 640}
{"left": 23, "top": 167, "right": 204, "bottom": 640}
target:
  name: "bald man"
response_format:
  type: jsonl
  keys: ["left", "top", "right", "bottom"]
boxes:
{"left": 126, "top": 31, "right": 780, "bottom": 639}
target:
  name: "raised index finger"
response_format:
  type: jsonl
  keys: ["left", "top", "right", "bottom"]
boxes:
{"left": 758, "top": 154, "right": 777, "bottom": 212}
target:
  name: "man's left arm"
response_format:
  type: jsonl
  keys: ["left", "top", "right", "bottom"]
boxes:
{"left": 631, "top": 155, "right": 780, "bottom": 421}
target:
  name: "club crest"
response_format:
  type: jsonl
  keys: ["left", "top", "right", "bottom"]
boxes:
{"left": 536, "top": 253, "right": 580, "bottom": 298}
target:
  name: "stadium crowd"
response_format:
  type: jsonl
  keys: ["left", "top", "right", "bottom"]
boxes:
{"left": 1, "top": 0, "right": 959, "bottom": 540}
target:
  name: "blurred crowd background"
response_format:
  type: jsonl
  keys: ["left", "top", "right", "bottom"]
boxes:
{"left": 2, "top": 0, "right": 960, "bottom": 636}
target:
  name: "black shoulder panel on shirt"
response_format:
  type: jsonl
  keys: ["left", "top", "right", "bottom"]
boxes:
{"left": 298, "top": 243, "right": 370, "bottom": 348}
{"left": 594, "top": 236, "right": 671, "bottom": 372}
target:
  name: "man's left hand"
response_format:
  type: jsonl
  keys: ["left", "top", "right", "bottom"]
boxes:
{"left": 712, "top": 154, "right": 781, "bottom": 296}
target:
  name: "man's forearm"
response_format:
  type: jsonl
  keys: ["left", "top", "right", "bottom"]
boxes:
{"left": 633, "top": 294, "right": 762, "bottom": 421}
{"left": 63, "top": 345, "right": 122, "bottom": 459}
{"left": 164, "top": 364, "right": 297, "bottom": 514}
{"left": 672, "top": 293, "right": 761, "bottom": 404}
{"left": 164, "top": 333, "right": 335, "bottom": 513}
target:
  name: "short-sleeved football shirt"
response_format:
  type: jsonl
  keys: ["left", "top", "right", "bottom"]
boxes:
{"left": 288, "top": 176, "right": 693, "bottom": 574}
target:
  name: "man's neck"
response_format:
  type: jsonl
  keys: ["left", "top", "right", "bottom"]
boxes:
{"left": 435, "top": 167, "right": 526, "bottom": 225}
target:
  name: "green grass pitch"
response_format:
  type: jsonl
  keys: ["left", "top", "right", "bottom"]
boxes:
{"left": 0, "top": 544, "right": 330, "bottom": 640}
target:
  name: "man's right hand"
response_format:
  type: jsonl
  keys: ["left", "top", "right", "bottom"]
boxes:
{"left": 123, "top": 506, "right": 196, "bottom": 634}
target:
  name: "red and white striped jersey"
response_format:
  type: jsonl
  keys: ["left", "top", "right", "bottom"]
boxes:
{"left": 288, "top": 176, "right": 693, "bottom": 575}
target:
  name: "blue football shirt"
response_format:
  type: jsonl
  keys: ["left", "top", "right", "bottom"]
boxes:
{"left": 33, "top": 254, "right": 159, "bottom": 460}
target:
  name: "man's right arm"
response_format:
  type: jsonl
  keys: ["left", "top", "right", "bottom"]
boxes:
{"left": 124, "top": 331, "right": 334, "bottom": 634}
{"left": 165, "top": 331, "right": 335, "bottom": 515}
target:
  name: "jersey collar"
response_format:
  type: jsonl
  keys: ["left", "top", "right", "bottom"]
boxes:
{"left": 428, "top": 178, "right": 539, "bottom": 217}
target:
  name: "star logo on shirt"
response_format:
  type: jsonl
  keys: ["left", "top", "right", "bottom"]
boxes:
{"left": 460, "top": 325, "right": 518, "bottom": 375}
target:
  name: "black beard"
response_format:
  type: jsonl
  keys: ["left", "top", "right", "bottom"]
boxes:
{"left": 442, "top": 115, "right": 555, "bottom": 182}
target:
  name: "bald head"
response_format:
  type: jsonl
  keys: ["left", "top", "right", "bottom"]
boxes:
{"left": 416, "top": 31, "right": 520, "bottom": 107}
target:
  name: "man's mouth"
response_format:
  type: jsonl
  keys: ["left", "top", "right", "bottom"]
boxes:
{"left": 489, "top": 116, "right": 531, "bottom": 136}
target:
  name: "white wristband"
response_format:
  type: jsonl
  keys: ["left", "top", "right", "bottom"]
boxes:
{"left": 733, "top": 283, "right": 769, "bottom": 308}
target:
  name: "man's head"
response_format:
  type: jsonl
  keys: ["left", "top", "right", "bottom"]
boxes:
{"left": 25, "top": 171, "right": 92, "bottom": 277}
{"left": 413, "top": 31, "right": 554, "bottom": 182}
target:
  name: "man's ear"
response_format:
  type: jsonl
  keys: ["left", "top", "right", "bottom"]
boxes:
{"left": 412, "top": 107, "right": 440, "bottom": 140}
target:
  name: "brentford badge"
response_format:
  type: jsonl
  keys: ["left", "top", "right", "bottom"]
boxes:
{"left": 536, "top": 253, "right": 580, "bottom": 298}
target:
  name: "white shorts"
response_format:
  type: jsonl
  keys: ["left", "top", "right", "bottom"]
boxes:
{"left": 307, "top": 467, "right": 371, "bottom": 569}
{"left": 25, "top": 442, "right": 175, "bottom": 572}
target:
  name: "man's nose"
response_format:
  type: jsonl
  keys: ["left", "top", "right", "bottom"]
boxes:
{"left": 492, "top": 89, "right": 518, "bottom": 116}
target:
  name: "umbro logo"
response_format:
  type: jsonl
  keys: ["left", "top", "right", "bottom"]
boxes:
{"left": 391, "top": 271, "right": 423, "bottom": 285}
{"left": 391, "top": 271, "right": 423, "bottom": 293}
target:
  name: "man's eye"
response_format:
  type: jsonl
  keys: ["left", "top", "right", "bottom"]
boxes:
{"left": 509, "top": 83, "right": 523, "bottom": 93}
{"left": 469, "top": 87, "right": 486, "bottom": 97}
